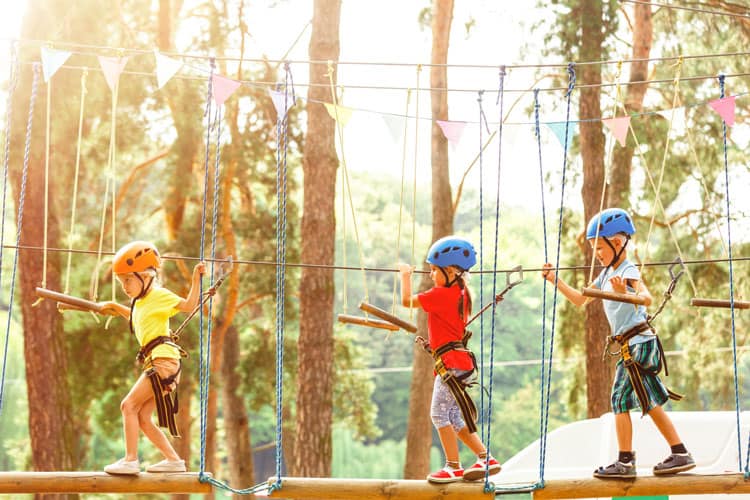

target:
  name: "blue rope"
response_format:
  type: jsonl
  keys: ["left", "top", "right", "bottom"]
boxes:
{"left": 477, "top": 89, "right": 487, "bottom": 447}
{"left": 540, "top": 63, "right": 576, "bottom": 483}
{"left": 0, "top": 63, "right": 38, "bottom": 413}
{"left": 714, "top": 74, "right": 743, "bottom": 475}
{"left": 198, "top": 58, "right": 214, "bottom": 478}
{"left": 533, "top": 88, "right": 552, "bottom": 483}
{"left": 0, "top": 42, "right": 19, "bottom": 413}
{"left": 481, "top": 65, "right": 506, "bottom": 494}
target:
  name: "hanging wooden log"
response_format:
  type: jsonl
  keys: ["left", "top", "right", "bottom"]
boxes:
{"left": 34, "top": 287, "right": 113, "bottom": 314}
{"left": 582, "top": 287, "right": 648, "bottom": 306}
{"left": 0, "top": 471, "right": 212, "bottom": 494}
{"left": 359, "top": 301, "right": 418, "bottom": 333}
{"left": 266, "top": 477, "right": 497, "bottom": 499}
{"left": 690, "top": 298, "right": 750, "bottom": 310}
{"left": 337, "top": 314, "right": 400, "bottom": 331}
{"left": 532, "top": 473, "right": 750, "bottom": 499}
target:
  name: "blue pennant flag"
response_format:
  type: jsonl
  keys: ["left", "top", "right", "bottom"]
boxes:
{"left": 546, "top": 121, "right": 578, "bottom": 148}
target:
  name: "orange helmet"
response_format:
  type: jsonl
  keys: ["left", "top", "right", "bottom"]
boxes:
{"left": 113, "top": 241, "right": 161, "bottom": 274}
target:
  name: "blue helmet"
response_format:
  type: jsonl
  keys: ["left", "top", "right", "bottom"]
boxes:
{"left": 425, "top": 236, "right": 477, "bottom": 271}
{"left": 586, "top": 208, "right": 636, "bottom": 239}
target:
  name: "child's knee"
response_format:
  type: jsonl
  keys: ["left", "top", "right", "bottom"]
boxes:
{"left": 120, "top": 398, "right": 139, "bottom": 416}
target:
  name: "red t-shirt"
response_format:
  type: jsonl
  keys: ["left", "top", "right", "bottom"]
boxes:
{"left": 417, "top": 285, "right": 474, "bottom": 371}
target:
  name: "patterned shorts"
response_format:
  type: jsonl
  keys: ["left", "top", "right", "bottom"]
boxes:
{"left": 430, "top": 369, "right": 472, "bottom": 432}
{"left": 611, "top": 338, "right": 669, "bottom": 414}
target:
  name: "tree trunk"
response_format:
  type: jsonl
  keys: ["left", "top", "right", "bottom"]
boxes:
{"left": 579, "top": 0, "right": 612, "bottom": 418}
{"left": 222, "top": 324, "right": 254, "bottom": 498}
{"left": 608, "top": 0, "right": 652, "bottom": 208}
{"left": 293, "top": 0, "right": 341, "bottom": 478}
{"left": 403, "top": 0, "right": 454, "bottom": 479}
{"left": 12, "top": 4, "right": 79, "bottom": 500}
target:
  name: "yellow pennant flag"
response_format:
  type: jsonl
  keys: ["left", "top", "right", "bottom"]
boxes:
{"left": 324, "top": 102, "right": 352, "bottom": 126}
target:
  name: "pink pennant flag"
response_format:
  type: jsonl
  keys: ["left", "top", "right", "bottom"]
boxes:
{"left": 709, "top": 96, "right": 736, "bottom": 127}
{"left": 602, "top": 116, "right": 631, "bottom": 147}
{"left": 98, "top": 56, "right": 129, "bottom": 91}
{"left": 436, "top": 120, "right": 466, "bottom": 148}
{"left": 40, "top": 47, "right": 72, "bottom": 82}
{"left": 324, "top": 103, "right": 352, "bottom": 126}
{"left": 212, "top": 74, "right": 241, "bottom": 106}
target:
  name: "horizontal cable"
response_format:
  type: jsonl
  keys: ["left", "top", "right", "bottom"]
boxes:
{"left": 621, "top": 0, "right": 750, "bottom": 20}
{"left": 15, "top": 60, "right": 750, "bottom": 95}
{"left": 4, "top": 244, "right": 748, "bottom": 274}
{"left": 5, "top": 37, "right": 750, "bottom": 70}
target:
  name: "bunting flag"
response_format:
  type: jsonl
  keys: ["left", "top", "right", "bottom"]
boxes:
{"left": 382, "top": 114, "right": 406, "bottom": 144}
{"left": 98, "top": 56, "right": 129, "bottom": 91}
{"left": 709, "top": 96, "right": 736, "bottom": 127}
{"left": 268, "top": 89, "right": 294, "bottom": 118}
{"left": 40, "top": 47, "right": 72, "bottom": 82}
{"left": 154, "top": 51, "right": 183, "bottom": 89}
{"left": 602, "top": 116, "right": 631, "bottom": 147}
{"left": 324, "top": 102, "right": 352, "bottom": 126}
{"left": 212, "top": 74, "right": 241, "bottom": 106}
{"left": 436, "top": 120, "right": 466, "bottom": 148}
{"left": 547, "top": 121, "right": 578, "bottom": 148}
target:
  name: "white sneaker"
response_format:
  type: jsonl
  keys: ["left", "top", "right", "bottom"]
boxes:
{"left": 104, "top": 458, "right": 140, "bottom": 475}
{"left": 146, "top": 458, "right": 186, "bottom": 473}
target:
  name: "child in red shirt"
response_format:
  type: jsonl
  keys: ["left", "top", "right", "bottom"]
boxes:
{"left": 399, "top": 236, "right": 501, "bottom": 483}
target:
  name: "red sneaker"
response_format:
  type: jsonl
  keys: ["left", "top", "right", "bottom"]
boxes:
{"left": 427, "top": 466, "right": 464, "bottom": 483}
{"left": 463, "top": 456, "right": 502, "bottom": 481}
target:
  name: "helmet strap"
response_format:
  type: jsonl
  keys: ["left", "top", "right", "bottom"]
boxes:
{"left": 603, "top": 236, "right": 629, "bottom": 272}
{"left": 128, "top": 272, "right": 154, "bottom": 336}
{"left": 439, "top": 267, "right": 454, "bottom": 287}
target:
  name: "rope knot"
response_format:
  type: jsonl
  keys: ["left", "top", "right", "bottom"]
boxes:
{"left": 566, "top": 62, "right": 576, "bottom": 97}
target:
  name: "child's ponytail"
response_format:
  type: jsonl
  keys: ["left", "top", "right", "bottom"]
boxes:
{"left": 455, "top": 269, "right": 473, "bottom": 322}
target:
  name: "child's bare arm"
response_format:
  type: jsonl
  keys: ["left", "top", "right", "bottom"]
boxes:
{"left": 541, "top": 263, "right": 588, "bottom": 307}
{"left": 98, "top": 301, "right": 130, "bottom": 319}
{"left": 398, "top": 263, "right": 422, "bottom": 309}
{"left": 177, "top": 261, "right": 207, "bottom": 312}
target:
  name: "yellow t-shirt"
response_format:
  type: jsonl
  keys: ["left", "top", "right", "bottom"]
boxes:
{"left": 132, "top": 286, "right": 182, "bottom": 360}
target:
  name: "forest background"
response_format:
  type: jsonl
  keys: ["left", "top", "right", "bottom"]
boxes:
{"left": 0, "top": 1, "right": 749, "bottom": 499}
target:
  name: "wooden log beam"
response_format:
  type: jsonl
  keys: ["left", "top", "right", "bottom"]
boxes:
{"left": 0, "top": 472, "right": 212, "bottom": 494}
{"left": 532, "top": 473, "right": 750, "bottom": 499}
{"left": 267, "top": 477, "right": 496, "bottom": 499}
{"left": 34, "top": 287, "right": 112, "bottom": 314}
{"left": 358, "top": 302, "right": 418, "bottom": 333}
{"left": 582, "top": 287, "right": 648, "bottom": 306}
{"left": 691, "top": 298, "right": 750, "bottom": 310}
{"left": 337, "top": 314, "right": 400, "bottom": 331}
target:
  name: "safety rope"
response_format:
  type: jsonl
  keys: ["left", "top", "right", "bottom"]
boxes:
{"left": 327, "top": 62, "right": 369, "bottom": 307}
{"left": 197, "top": 58, "right": 214, "bottom": 477}
{"left": 587, "top": 61, "right": 623, "bottom": 284}
{"left": 0, "top": 44, "right": 20, "bottom": 412}
{"left": 481, "top": 65, "right": 507, "bottom": 494}
{"left": 477, "top": 89, "right": 488, "bottom": 448}
{"left": 713, "top": 74, "right": 744, "bottom": 476}
{"left": 0, "top": 63, "right": 39, "bottom": 412}
{"left": 64, "top": 70, "right": 87, "bottom": 294}
{"left": 533, "top": 88, "right": 552, "bottom": 482}
{"left": 390, "top": 89, "right": 412, "bottom": 316}
{"left": 539, "top": 63, "right": 576, "bottom": 488}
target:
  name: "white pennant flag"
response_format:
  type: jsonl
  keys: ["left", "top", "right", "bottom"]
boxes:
{"left": 382, "top": 114, "right": 406, "bottom": 144}
{"left": 154, "top": 51, "right": 183, "bottom": 89}
{"left": 40, "top": 47, "right": 72, "bottom": 82}
{"left": 268, "top": 89, "right": 294, "bottom": 118}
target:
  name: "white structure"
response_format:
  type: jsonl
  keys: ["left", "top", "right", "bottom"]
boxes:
{"left": 496, "top": 411, "right": 750, "bottom": 499}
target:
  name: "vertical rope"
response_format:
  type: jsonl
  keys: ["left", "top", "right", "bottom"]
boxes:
{"left": 482, "top": 65, "right": 506, "bottom": 493}
{"left": 541, "top": 63, "right": 576, "bottom": 483}
{"left": 476, "top": 89, "right": 488, "bottom": 446}
{"left": 391, "top": 90, "right": 412, "bottom": 315}
{"left": 0, "top": 63, "right": 39, "bottom": 412}
{"left": 65, "top": 70, "right": 87, "bottom": 294}
{"left": 41, "top": 77, "right": 51, "bottom": 289}
{"left": 714, "top": 74, "right": 743, "bottom": 475}
{"left": 410, "top": 65, "right": 421, "bottom": 299}
{"left": 198, "top": 59, "right": 214, "bottom": 477}
{"left": 533, "top": 88, "right": 552, "bottom": 482}
{"left": 0, "top": 44, "right": 21, "bottom": 413}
